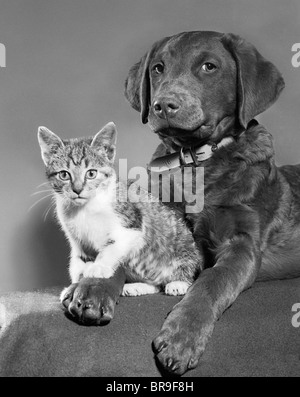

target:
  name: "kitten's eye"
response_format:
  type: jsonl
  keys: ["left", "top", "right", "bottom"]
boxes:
{"left": 152, "top": 63, "right": 164, "bottom": 75}
{"left": 201, "top": 62, "right": 217, "bottom": 73}
{"left": 86, "top": 169, "right": 97, "bottom": 179}
{"left": 58, "top": 171, "right": 70, "bottom": 181}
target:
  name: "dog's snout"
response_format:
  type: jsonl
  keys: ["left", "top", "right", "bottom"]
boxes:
{"left": 153, "top": 98, "right": 180, "bottom": 119}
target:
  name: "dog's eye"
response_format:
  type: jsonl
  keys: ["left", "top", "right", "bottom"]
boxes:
{"left": 152, "top": 63, "right": 164, "bottom": 75}
{"left": 201, "top": 62, "right": 217, "bottom": 73}
{"left": 86, "top": 169, "right": 98, "bottom": 179}
{"left": 58, "top": 171, "right": 71, "bottom": 181}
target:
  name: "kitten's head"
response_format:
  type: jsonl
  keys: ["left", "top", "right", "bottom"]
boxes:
{"left": 38, "top": 122, "right": 117, "bottom": 207}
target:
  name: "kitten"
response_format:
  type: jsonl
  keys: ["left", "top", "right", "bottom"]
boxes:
{"left": 37, "top": 122, "right": 202, "bottom": 298}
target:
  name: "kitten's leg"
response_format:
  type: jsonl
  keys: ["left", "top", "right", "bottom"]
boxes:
{"left": 83, "top": 257, "right": 117, "bottom": 279}
{"left": 122, "top": 283, "right": 160, "bottom": 297}
{"left": 60, "top": 257, "right": 86, "bottom": 304}
{"left": 83, "top": 229, "right": 144, "bottom": 279}
{"left": 69, "top": 256, "right": 88, "bottom": 283}
{"left": 60, "top": 244, "right": 87, "bottom": 304}
{"left": 165, "top": 281, "right": 191, "bottom": 296}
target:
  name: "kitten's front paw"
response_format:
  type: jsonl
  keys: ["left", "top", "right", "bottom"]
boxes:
{"left": 165, "top": 281, "right": 190, "bottom": 296}
{"left": 83, "top": 263, "right": 115, "bottom": 279}
{"left": 60, "top": 287, "right": 69, "bottom": 303}
{"left": 60, "top": 283, "right": 78, "bottom": 308}
{"left": 122, "top": 283, "right": 160, "bottom": 296}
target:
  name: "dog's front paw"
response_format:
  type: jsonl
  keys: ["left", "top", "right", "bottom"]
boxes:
{"left": 152, "top": 304, "right": 214, "bottom": 375}
{"left": 61, "top": 268, "right": 125, "bottom": 326}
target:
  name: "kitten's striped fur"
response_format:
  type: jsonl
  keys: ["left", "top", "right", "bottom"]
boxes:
{"left": 38, "top": 122, "right": 202, "bottom": 298}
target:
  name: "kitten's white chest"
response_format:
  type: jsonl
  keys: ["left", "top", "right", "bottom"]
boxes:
{"left": 74, "top": 206, "right": 114, "bottom": 246}
{"left": 57, "top": 192, "right": 121, "bottom": 250}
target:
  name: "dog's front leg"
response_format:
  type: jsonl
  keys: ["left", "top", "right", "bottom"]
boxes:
{"left": 153, "top": 233, "right": 261, "bottom": 375}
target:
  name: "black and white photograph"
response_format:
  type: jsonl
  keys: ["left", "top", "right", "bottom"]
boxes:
{"left": 0, "top": 0, "right": 300, "bottom": 379}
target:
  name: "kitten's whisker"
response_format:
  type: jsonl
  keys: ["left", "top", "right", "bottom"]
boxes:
{"left": 35, "top": 181, "right": 50, "bottom": 189}
{"left": 43, "top": 202, "right": 55, "bottom": 222}
{"left": 43, "top": 202, "right": 51, "bottom": 220}
{"left": 31, "top": 189, "right": 53, "bottom": 196}
{"left": 28, "top": 194, "right": 52, "bottom": 213}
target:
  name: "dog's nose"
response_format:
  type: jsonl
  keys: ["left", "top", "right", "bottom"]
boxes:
{"left": 153, "top": 98, "right": 180, "bottom": 119}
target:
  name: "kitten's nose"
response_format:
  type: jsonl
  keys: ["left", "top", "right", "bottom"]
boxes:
{"left": 72, "top": 184, "right": 83, "bottom": 195}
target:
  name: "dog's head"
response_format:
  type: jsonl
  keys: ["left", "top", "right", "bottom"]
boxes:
{"left": 125, "top": 31, "right": 284, "bottom": 148}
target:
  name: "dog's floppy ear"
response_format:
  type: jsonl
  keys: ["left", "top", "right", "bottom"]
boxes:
{"left": 124, "top": 52, "right": 149, "bottom": 124}
{"left": 124, "top": 38, "right": 167, "bottom": 124}
{"left": 222, "top": 33, "right": 285, "bottom": 128}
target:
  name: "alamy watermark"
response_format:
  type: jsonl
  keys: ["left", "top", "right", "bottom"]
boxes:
{"left": 290, "top": 45, "right": 300, "bottom": 329}
{"left": 292, "top": 303, "right": 300, "bottom": 328}
{"left": 118, "top": 160, "right": 204, "bottom": 214}
{"left": 291, "top": 43, "right": 300, "bottom": 67}
{"left": 0, "top": 43, "right": 6, "bottom": 67}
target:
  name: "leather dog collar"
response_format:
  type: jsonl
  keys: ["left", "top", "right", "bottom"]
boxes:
{"left": 148, "top": 136, "right": 234, "bottom": 173}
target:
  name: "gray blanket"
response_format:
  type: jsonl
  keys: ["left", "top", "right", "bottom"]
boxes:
{"left": 0, "top": 279, "right": 300, "bottom": 377}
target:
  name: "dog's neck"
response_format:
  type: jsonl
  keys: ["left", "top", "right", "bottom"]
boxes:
{"left": 149, "top": 136, "right": 234, "bottom": 172}
{"left": 148, "top": 120, "right": 273, "bottom": 173}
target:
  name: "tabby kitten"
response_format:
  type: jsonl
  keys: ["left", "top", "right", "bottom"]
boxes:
{"left": 38, "top": 122, "right": 202, "bottom": 298}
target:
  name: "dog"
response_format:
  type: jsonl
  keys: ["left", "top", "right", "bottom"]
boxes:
{"left": 62, "top": 31, "right": 300, "bottom": 376}
{"left": 122, "top": 31, "right": 300, "bottom": 375}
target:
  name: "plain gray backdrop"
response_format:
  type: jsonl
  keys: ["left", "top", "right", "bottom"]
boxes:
{"left": 0, "top": 0, "right": 300, "bottom": 292}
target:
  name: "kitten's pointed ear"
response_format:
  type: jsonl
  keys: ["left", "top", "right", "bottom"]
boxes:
{"left": 37, "top": 126, "right": 64, "bottom": 166}
{"left": 91, "top": 122, "right": 117, "bottom": 162}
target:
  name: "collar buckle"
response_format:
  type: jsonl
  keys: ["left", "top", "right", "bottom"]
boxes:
{"left": 189, "top": 147, "right": 201, "bottom": 167}
{"left": 211, "top": 143, "right": 218, "bottom": 152}
{"left": 180, "top": 147, "right": 201, "bottom": 167}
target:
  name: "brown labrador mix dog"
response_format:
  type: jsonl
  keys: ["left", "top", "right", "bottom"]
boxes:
{"left": 123, "top": 31, "right": 300, "bottom": 374}
{"left": 62, "top": 31, "right": 300, "bottom": 375}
